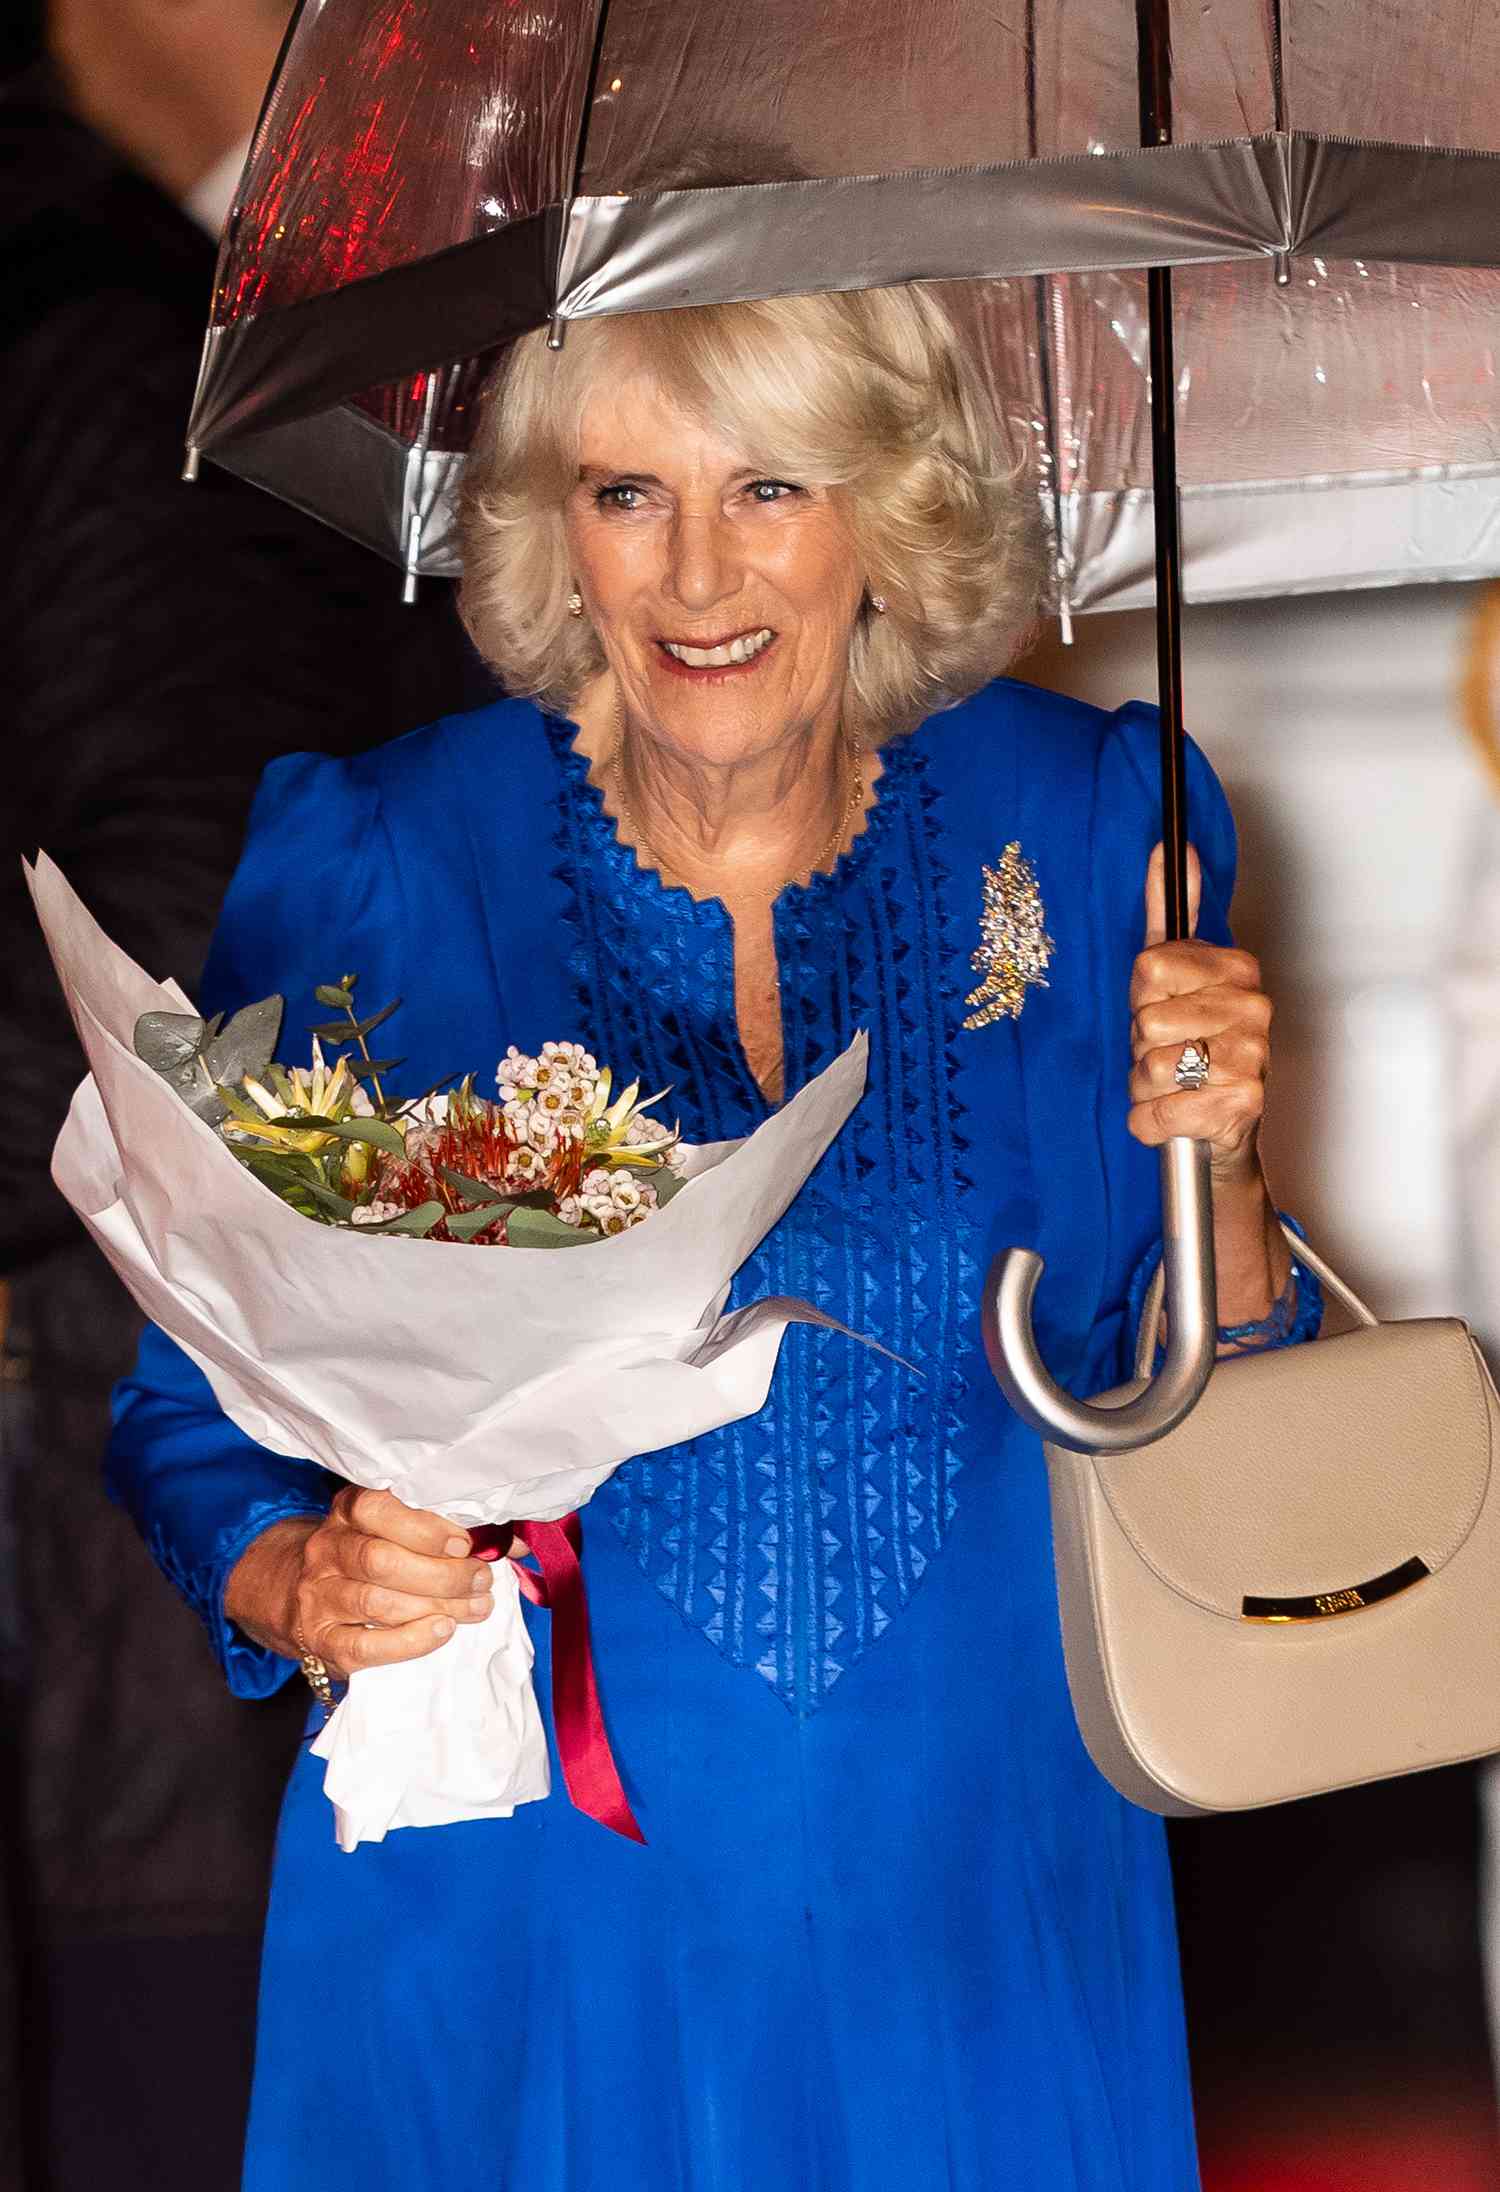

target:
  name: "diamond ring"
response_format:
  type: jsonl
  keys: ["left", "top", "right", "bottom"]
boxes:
{"left": 1174, "top": 1039, "right": 1211, "bottom": 1091}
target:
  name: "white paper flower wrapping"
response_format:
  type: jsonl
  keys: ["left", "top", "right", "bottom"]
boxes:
{"left": 26, "top": 854, "right": 869, "bottom": 1850}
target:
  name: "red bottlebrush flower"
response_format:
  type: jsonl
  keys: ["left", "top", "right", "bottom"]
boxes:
{"left": 366, "top": 1099, "right": 588, "bottom": 1244}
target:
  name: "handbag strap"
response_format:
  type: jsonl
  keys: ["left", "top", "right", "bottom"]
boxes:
{"left": 1134, "top": 1219, "right": 1380, "bottom": 1381}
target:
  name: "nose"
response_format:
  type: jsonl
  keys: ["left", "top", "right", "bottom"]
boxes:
{"left": 664, "top": 507, "right": 740, "bottom": 616}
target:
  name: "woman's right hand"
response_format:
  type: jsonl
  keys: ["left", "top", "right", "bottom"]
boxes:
{"left": 224, "top": 1488, "right": 507, "bottom": 1675}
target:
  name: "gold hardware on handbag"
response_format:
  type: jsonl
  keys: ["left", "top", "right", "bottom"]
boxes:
{"left": 1043, "top": 1225, "right": 1500, "bottom": 1814}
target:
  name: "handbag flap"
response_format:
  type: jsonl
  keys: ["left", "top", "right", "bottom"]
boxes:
{"left": 1085, "top": 1319, "right": 1494, "bottom": 1620}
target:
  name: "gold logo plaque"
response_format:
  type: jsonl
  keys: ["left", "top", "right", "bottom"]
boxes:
{"left": 1242, "top": 1555, "right": 1431, "bottom": 1623}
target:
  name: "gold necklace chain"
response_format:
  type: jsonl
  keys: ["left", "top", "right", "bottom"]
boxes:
{"left": 607, "top": 703, "right": 865, "bottom": 893}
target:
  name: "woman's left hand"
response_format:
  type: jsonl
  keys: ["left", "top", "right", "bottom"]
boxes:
{"left": 1127, "top": 843, "right": 1271, "bottom": 1186}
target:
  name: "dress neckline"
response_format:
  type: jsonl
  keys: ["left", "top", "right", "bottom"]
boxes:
{"left": 544, "top": 709, "right": 909, "bottom": 927}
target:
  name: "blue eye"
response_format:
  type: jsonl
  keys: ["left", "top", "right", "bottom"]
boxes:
{"left": 596, "top": 482, "right": 645, "bottom": 511}
{"left": 747, "top": 479, "right": 798, "bottom": 503}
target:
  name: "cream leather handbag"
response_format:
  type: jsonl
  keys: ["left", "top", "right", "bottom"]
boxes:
{"left": 1044, "top": 1225, "right": 1500, "bottom": 1815}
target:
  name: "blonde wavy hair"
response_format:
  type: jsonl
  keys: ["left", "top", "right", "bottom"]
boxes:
{"left": 458, "top": 283, "right": 1041, "bottom": 746}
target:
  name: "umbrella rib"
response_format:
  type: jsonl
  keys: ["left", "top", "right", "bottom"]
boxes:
{"left": 549, "top": 0, "right": 619, "bottom": 344}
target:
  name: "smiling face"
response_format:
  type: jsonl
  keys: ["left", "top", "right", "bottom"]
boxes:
{"left": 562, "top": 371, "right": 865, "bottom": 769}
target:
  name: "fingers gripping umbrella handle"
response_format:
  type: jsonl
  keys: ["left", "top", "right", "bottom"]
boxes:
{"left": 982, "top": 1138, "right": 1216, "bottom": 1454}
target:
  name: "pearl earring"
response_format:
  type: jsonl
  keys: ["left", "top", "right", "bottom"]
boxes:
{"left": 568, "top": 589, "right": 583, "bottom": 617}
{"left": 869, "top": 592, "right": 888, "bottom": 615}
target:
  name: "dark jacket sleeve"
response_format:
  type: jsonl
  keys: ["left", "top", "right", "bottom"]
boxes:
{"left": 0, "top": 235, "right": 483, "bottom": 1274}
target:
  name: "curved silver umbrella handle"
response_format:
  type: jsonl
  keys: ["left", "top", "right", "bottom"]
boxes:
{"left": 983, "top": 1137, "right": 1217, "bottom": 1455}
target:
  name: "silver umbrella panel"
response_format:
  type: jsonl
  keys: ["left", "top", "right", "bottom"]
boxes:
{"left": 187, "top": 0, "right": 1500, "bottom": 613}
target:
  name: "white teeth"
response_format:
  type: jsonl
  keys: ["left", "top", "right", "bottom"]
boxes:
{"left": 664, "top": 627, "right": 773, "bottom": 669}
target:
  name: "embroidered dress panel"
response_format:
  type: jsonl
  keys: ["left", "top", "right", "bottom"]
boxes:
{"left": 550, "top": 724, "right": 978, "bottom": 1714}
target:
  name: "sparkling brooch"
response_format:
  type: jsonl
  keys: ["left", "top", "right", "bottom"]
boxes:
{"left": 962, "top": 842, "right": 1054, "bottom": 1030}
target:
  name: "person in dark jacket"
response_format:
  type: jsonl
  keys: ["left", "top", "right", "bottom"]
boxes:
{"left": 0, "top": 7, "right": 490, "bottom": 2183}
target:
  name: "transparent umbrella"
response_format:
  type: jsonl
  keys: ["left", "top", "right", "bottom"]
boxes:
{"left": 184, "top": 0, "right": 1500, "bottom": 1448}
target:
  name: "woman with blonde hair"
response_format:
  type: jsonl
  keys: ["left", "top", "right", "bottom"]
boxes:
{"left": 107, "top": 281, "right": 1313, "bottom": 2190}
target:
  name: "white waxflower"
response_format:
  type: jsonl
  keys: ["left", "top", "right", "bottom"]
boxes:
{"left": 542, "top": 1040, "right": 597, "bottom": 1075}
{"left": 350, "top": 1199, "right": 405, "bottom": 1229}
{"left": 526, "top": 1110, "right": 562, "bottom": 1153}
{"left": 623, "top": 1114, "right": 670, "bottom": 1148}
{"left": 496, "top": 1052, "right": 538, "bottom": 1103}
{"left": 506, "top": 1146, "right": 546, "bottom": 1184}
{"left": 556, "top": 1195, "right": 586, "bottom": 1228}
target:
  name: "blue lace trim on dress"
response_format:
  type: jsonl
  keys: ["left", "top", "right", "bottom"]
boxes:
{"left": 548, "top": 722, "right": 977, "bottom": 1716}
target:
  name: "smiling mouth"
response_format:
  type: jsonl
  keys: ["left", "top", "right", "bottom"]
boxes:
{"left": 659, "top": 627, "right": 775, "bottom": 670}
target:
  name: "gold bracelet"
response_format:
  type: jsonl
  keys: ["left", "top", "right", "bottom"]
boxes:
{"left": 294, "top": 1627, "right": 338, "bottom": 1720}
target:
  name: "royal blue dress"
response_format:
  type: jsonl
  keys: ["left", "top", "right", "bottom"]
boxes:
{"left": 108, "top": 679, "right": 1271, "bottom": 2191}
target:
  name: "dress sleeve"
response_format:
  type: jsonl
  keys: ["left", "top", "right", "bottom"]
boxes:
{"left": 1094, "top": 703, "right": 1323, "bottom": 1385}
{"left": 105, "top": 749, "right": 385, "bottom": 1696}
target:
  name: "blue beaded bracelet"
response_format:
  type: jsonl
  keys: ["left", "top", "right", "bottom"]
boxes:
{"left": 1217, "top": 1270, "right": 1300, "bottom": 1353}
{"left": 1216, "top": 1213, "right": 1323, "bottom": 1356}
{"left": 1127, "top": 1212, "right": 1325, "bottom": 1371}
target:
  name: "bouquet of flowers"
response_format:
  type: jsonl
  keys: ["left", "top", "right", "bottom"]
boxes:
{"left": 28, "top": 854, "right": 868, "bottom": 1850}
{"left": 150, "top": 964, "right": 692, "bottom": 1247}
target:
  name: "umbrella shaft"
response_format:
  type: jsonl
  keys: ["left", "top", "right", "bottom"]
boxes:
{"left": 1135, "top": 0, "right": 1189, "bottom": 940}
{"left": 1147, "top": 263, "right": 1190, "bottom": 944}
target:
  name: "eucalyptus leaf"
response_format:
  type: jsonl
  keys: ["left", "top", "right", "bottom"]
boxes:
{"left": 314, "top": 985, "right": 353, "bottom": 1009}
{"left": 244, "top": 1151, "right": 320, "bottom": 1187}
{"left": 349, "top": 1000, "right": 401, "bottom": 1040}
{"left": 135, "top": 995, "right": 281, "bottom": 1124}
{"left": 347, "top": 1057, "right": 405, "bottom": 1080}
{"left": 302, "top": 1180, "right": 358, "bottom": 1219}
{"left": 303, "top": 1114, "right": 407, "bottom": 1158}
{"left": 230, "top": 1149, "right": 301, "bottom": 1188}
{"left": 308, "top": 1002, "right": 402, "bottom": 1044}
{"left": 653, "top": 1167, "right": 688, "bottom": 1207}
{"left": 505, "top": 1207, "right": 602, "bottom": 1249}
{"left": 439, "top": 1165, "right": 507, "bottom": 1202}
{"left": 442, "top": 1202, "right": 512, "bottom": 1240}
{"left": 353, "top": 1200, "right": 445, "bottom": 1238}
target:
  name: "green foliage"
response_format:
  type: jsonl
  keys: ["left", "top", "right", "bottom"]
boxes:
{"left": 505, "top": 1207, "right": 603, "bottom": 1249}
{"left": 349, "top": 1200, "right": 447, "bottom": 1239}
{"left": 439, "top": 1165, "right": 504, "bottom": 1201}
{"left": 442, "top": 1201, "right": 513, "bottom": 1240}
{"left": 306, "top": 1115, "right": 407, "bottom": 1158}
{"left": 309, "top": 1002, "right": 401, "bottom": 1044}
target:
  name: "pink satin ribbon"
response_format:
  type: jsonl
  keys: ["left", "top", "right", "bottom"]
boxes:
{"left": 469, "top": 1515, "right": 645, "bottom": 1844}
